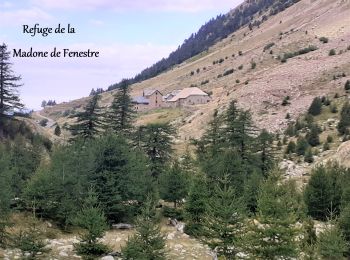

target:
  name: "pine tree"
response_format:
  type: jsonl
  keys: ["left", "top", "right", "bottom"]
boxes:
{"left": 244, "top": 169, "right": 300, "bottom": 259}
{"left": 304, "top": 164, "right": 342, "bottom": 221}
{"left": 122, "top": 197, "right": 166, "bottom": 260}
{"left": 138, "top": 123, "right": 175, "bottom": 178}
{"left": 296, "top": 136, "right": 309, "bottom": 156}
{"left": 308, "top": 97, "right": 322, "bottom": 116}
{"left": 104, "top": 79, "right": 135, "bottom": 135}
{"left": 0, "top": 43, "right": 23, "bottom": 117}
{"left": 69, "top": 94, "right": 103, "bottom": 140}
{"left": 74, "top": 190, "right": 110, "bottom": 258}
{"left": 161, "top": 161, "right": 188, "bottom": 208}
{"left": 184, "top": 176, "right": 208, "bottom": 237}
{"left": 317, "top": 224, "right": 348, "bottom": 260}
{"left": 339, "top": 205, "right": 350, "bottom": 244}
{"left": 304, "top": 147, "right": 314, "bottom": 163}
{"left": 256, "top": 129, "right": 275, "bottom": 177}
{"left": 344, "top": 80, "right": 350, "bottom": 91}
{"left": 306, "top": 124, "right": 320, "bottom": 147}
{"left": 337, "top": 102, "right": 350, "bottom": 135}
{"left": 201, "top": 176, "right": 246, "bottom": 258}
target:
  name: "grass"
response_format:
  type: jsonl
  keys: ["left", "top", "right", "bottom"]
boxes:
{"left": 136, "top": 108, "right": 184, "bottom": 125}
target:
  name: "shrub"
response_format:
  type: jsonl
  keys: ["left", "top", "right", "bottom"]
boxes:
{"left": 39, "top": 118, "right": 48, "bottom": 127}
{"left": 304, "top": 148, "right": 314, "bottom": 163}
{"left": 329, "top": 49, "right": 336, "bottom": 56}
{"left": 223, "top": 69, "right": 234, "bottom": 76}
{"left": 282, "top": 96, "right": 290, "bottom": 106}
{"left": 238, "top": 51, "right": 243, "bottom": 56}
{"left": 308, "top": 97, "right": 322, "bottom": 116}
{"left": 190, "top": 71, "right": 194, "bottom": 76}
{"left": 281, "top": 46, "right": 318, "bottom": 63}
{"left": 236, "top": 79, "right": 240, "bottom": 84}
{"left": 319, "top": 37, "right": 329, "bottom": 44}
{"left": 54, "top": 125, "right": 61, "bottom": 136}
{"left": 285, "top": 113, "right": 291, "bottom": 119}
{"left": 251, "top": 61, "right": 257, "bottom": 69}
{"left": 326, "top": 135, "right": 333, "bottom": 143}
{"left": 286, "top": 141, "right": 296, "bottom": 154}
{"left": 196, "top": 68, "right": 200, "bottom": 73}
{"left": 263, "top": 42, "right": 275, "bottom": 52}
{"left": 345, "top": 80, "right": 350, "bottom": 91}
{"left": 238, "top": 65, "right": 243, "bottom": 70}
{"left": 162, "top": 206, "right": 184, "bottom": 221}
{"left": 201, "top": 79, "right": 210, "bottom": 85}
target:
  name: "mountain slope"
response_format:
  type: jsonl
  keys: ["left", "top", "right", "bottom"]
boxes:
{"left": 41, "top": 0, "right": 350, "bottom": 148}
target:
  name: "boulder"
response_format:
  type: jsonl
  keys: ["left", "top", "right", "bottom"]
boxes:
{"left": 100, "top": 256, "right": 114, "bottom": 260}
{"left": 112, "top": 223, "right": 133, "bottom": 230}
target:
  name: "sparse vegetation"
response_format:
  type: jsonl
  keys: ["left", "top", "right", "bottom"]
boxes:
{"left": 263, "top": 42, "right": 275, "bottom": 52}
{"left": 319, "top": 37, "right": 329, "bottom": 44}
{"left": 281, "top": 45, "right": 318, "bottom": 63}
{"left": 223, "top": 69, "right": 234, "bottom": 76}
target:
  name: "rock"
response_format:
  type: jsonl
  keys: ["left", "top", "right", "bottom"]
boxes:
{"left": 112, "top": 223, "right": 133, "bottom": 230}
{"left": 181, "top": 233, "right": 189, "bottom": 239}
{"left": 46, "top": 221, "right": 53, "bottom": 228}
{"left": 57, "top": 245, "right": 74, "bottom": 251}
{"left": 174, "top": 244, "right": 184, "bottom": 250}
{"left": 167, "top": 232, "right": 176, "bottom": 240}
{"left": 115, "top": 237, "right": 122, "bottom": 242}
{"left": 59, "top": 251, "right": 69, "bottom": 257}
{"left": 100, "top": 256, "right": 114, "bottom": 260}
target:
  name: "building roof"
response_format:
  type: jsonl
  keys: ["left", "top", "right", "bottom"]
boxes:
{"left": 132, "top": 96, "right": 149, "bottom": 104}
{"left": 163, "top": 90, "right": 181, "bottom": 101}
{"left": 167, "top": 87, "right": 208, "bottom": 102}
{"left": 143, "top": 89, "right": 163, "bottom": 97}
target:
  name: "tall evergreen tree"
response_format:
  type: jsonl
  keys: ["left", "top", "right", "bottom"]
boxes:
{"left": 122, "top": 197, "right": 166, "bottom": 260}
{"left": 69, "top": 94, "right": 103, "bottom": 140}
{"left": 104, "top": 79, "right": 135, "bottom": 135}
{"left": 244, "top": 169, "right": 300, "bottom": 259}
{"left": 308, "top": 97, "right": 322, "bottom": 116}
{"left": 317, "top": 224, "right": 348, "bottom": 260}
{"left": 337, "top": 102, "right": 350, "bottom": 135}
{"left": 160, "top": 161, "right": 188, "bottom": 208}
{"left": 306, "top": 124, "right": 320, "bottom": 147}
{"left": 0, "top": 43, "right": 23, "bottom": 117}
{"left": 201, "top": 176, "right": 246, "bottom": 258}
{"left": 256, "top": 129, "right": 275, "bottom": 177}
{"left": 138, "top": 123, "right": 175, "bottom": 178}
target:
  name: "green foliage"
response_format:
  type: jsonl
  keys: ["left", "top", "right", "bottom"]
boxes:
{"left": 161, "top": 206, "right": 184, "bottom": 221}
{"left": 251, "top": 61, "right": 257, "bottom": 69}
{"left": 345, "top": 80, "right": 350, "bottom": 91}
{"left": 0, "top": 43, "right": 23, "bottom": 117}
{"left": 319, "top": 37, "right": 329, "bottom": 44}
{"left": 135, "top": 123, "right": 175, "bottom": 178}
{"left": 337, "top": 102, "right": 350, "bottom": 135}
{"left": 296, "top": 136, "right": 309, "bottom": 156}
{"left": 282, "top": 96, "right": 290, "bottom": 106}
{"left": 308, "top": 97, "right": 322, "bottom": 116}
{"left": 263, "top": 42, "right": 275, "bottom": 52}
{"left": 306, "top": 124, "right": 320, "bottom": 147}
{"left": 184, "top": 177, "right": 208, "bottom": 237}
{"left": 54, "top": 124, "right": 61, "bottom": 136}
{"left": 243, "top": 172, "right": 263, "bottom": 214}
{"left": 103, "top": 79, "right": 135, "bottom": 135}
{"left": 201, "top": 177, "right": 246, "bottom": 258}
{"left": 304, "top": 147, "right": 314, "bottom": 163}
{"left": 74, "top": 191, "right": 110, "bottom": 259}
{"left": 13, "top": 225, "right": 49, "bottom": 259}
{"left": 122, "top": 197, "right": 166, "bottom": 260}
{"left": 339, "top": 205, "right": 350, "bottom": 244}
{"left": 317, "top": 225, "right": 348, "bottom": 260}
{"left": 69, "top": 94, "right": 104, "bottom": 140}
{"left": 281, "top": 45, "right": 318, "bottom": 63}
{"left": 243, "top": 170, "right": 300, "bottom": 259}
{"left": 304, "top": 164, "right": 343, "bottom": 221}
{"left": 238, "top": 64, "right": 243, "bottom": 70}
{"left": 160, "top": 162, "right": 188, "bottom": 208}
{"left": 223, "top": 68, "right": 234, "bottom": 76}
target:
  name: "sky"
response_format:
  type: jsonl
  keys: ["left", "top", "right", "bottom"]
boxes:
{"left": 0, "top": 0, "right": 243, "bottom": 109}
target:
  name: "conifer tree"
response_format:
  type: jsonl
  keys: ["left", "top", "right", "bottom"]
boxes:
{"left": 201, "top": 176, "right": 246, "bottom": 258}
{"left": 337, "top": 102, "right": 350, "bottom": 135}
{"left": 138, "top": 123, "right": 175, "bottom": 178}
{"left": 161, "top": 161, "right": 188, "bottom": 208}
{"left": 122, "top": 197, "right": 166, "bottom": 260}
{"left": 69, "top": 94, "right": 103, "bottom": 140}
{"left": 104, "top": 79, "right": 135, "bottom": 135}
{"left": 308, "top": 97, "right": 322, "bottom": 116}
{"left": 0, "top": 43, "right": 23, "bottom": 117}
{"left": 317, "top": 224, "right": 348, "bottom": 259}
{"left": 304, "top": 164, "right": 342, "bottom": 221}
{"left": 296, "top": 136, "right": 309, "bottom": 156}
{"left": 74, "top": 190, "right": 110, "bottom": 258}
{"left": 306, "top": 124, "right": 320, "bottom": 147}
{"left": 256, "top": 129, "right": 275, "bottom": 176}
{"left": 286, "top": 140, "right": 296, "bottom": 154}
{"left": 339, "top": 205, "right": 350, "bottom": 244}
{"left": 244, "top": 169, "right": 300, "bottom": 259}
{"left": 184, "top": 176, "right": 208, "bottom": 237}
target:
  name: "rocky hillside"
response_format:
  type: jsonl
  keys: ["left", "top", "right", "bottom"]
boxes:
{"left": 40, "top": 0, "right": 350, "bottom": 147}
